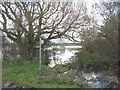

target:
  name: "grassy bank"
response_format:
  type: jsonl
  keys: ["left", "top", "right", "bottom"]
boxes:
{"left": 2, "top": 62, "right": 89, "bottom": 88}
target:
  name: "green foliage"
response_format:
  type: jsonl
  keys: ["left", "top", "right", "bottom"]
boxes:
{"left": 75, "top": 3, "right": 118, "bottom": 74}
{"left": 2, "top": 58, "right": 37, "bottom": 66}
{"left": 75, "top": 51, "right": 109, "bottom": 73}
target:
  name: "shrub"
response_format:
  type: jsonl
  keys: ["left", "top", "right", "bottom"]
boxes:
{"left": 75, "top": 52, "right": 109, "bottom": 73}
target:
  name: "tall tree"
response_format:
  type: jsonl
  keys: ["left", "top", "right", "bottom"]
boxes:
{"left": 0, "top": 2, "right": 88, "bottom": 60}
{"left": 75, "top": 2, "right": 118, "bottom": 73}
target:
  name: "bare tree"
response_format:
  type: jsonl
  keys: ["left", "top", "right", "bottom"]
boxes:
{"left": 0, "top": 2, "right": 88, "bottom": 60}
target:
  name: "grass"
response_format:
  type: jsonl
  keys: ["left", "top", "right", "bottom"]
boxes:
{"left": 2, "top": 62, "right": 87, "bottom": 88}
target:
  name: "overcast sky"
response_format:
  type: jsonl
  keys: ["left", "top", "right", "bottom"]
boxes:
{"left": 0, "top": 0, "right": 104, "bottom": 37}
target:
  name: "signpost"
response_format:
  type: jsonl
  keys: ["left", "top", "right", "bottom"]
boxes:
{"left": 39, "top": 36, "right": 44, "bottom": 82}
{"left": 39, "top": 37, "right": 42, "bottom": 78}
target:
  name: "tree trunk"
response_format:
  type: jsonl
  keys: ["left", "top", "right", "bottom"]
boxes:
{"left": 17, "top": 39, "right": 36, "bottom": 61}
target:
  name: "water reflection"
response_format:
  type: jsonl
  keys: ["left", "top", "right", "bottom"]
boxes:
{"left": 92, "top": 80, "right": 109, "bottom": 88}
{"left": 47, "top": 44, "right": 118, "bottom": 88}
{"left": 82, "top": 71, "right": 118, "bottom": 88}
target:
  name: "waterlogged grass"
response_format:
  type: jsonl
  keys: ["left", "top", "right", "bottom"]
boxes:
{"left": 2, "top": 63, "right": 88, "bottom": 88}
